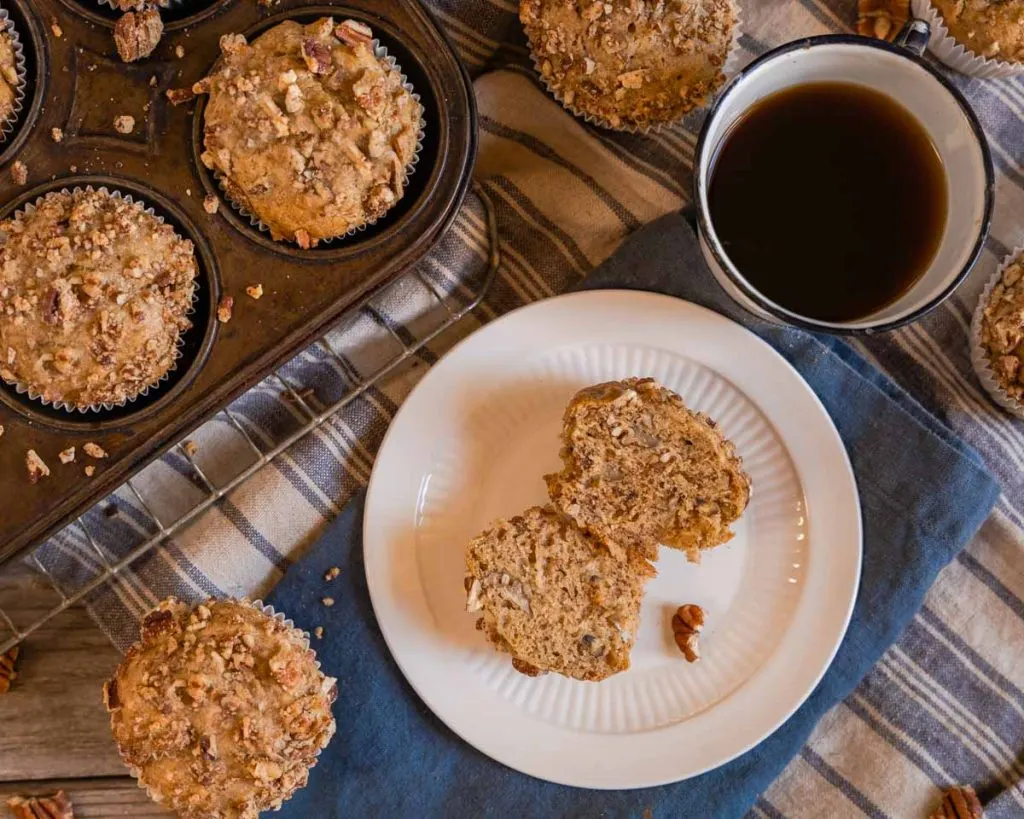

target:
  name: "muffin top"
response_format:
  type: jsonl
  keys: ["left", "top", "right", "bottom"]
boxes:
{"left": 0, "top": 28, "right": 20, "bottom": 126}
{"left": 0, "top": 189, "right": 197, "bottom": 409}
{"left": 197, "top": 18, "right": 423, "bottom": 247}
{"left": 932, "top": 0, "right": 1024, "bottom": 62}
{"left": 980, "top": 252, "right": 1024, "bottom": 401}
{"left": 104, "top": 599, "right": 337, "bottom": 819}
{"left": 520, "top": 0, "right": 737, "bottom": 129}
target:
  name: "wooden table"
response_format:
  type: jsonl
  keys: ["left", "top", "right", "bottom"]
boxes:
{"left": 0, "top": 564, "right": 174, "bottom": 817}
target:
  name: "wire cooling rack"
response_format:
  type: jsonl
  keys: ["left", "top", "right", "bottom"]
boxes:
{"left": 0, "top": 184, "right": 500, "bottom": 654}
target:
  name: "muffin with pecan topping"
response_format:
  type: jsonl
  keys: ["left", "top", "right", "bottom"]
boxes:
{"left": 928, "top": 0, "right": 1024, "bottom": 64}
{"left": 0, "top": 25, "right": 22, "bottom": 129}
{"left": 974, "top": 249, "right": 1024, "bottom": 416}
{"left": 521, "top": 0, "right": 738, "bottom": 130}
{"left": 0, "top": 188, "right": 197, "bottom": 410}
{"left": 104, "top": 598, "right": 337, "bottom": 819}
{"left": 196, "top": 17, "right": 423, "bottom": 247}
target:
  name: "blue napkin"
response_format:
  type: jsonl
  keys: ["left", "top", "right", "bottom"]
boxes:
{"left": 266, "top": 212, "right": 999, "bottom": 819}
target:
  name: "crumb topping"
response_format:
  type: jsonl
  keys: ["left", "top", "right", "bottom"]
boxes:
{"left": 196, "top": 18, "right": 422, "bottom": 246}
{"left": 981, "top": 254, "right": 1024, "bottom": 400}
{"left": 932, "top": 0, "right": 1024, "bottom": 62}
{"left": 0, "top": 189, "right": 197, "bottom": 409}
{"left": 105, "top": 599, "right": 337, "bottom": 819}
{"left": 520, "top": 0, "right": 737, "bottom": 129}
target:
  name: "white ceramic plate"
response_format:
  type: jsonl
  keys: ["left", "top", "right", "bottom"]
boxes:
{"left": 364, "top": 291, "right": 861, "bottom": 789}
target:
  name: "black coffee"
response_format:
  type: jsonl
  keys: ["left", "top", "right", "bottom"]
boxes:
{"left": 707, "top": 82, "right": 948, "bottom": 323}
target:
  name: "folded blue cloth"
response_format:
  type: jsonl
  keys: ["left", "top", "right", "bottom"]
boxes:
{"left": 266, "top": 212, "right": 999, "bottom": 819}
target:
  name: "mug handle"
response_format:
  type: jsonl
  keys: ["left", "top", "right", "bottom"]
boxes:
{"left": 893, "top": 18, "right": 931, "bottom": 56}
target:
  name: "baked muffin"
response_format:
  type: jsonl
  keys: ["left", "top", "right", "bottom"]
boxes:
{"left": 466, "top": 505, "right": 655, "bottom": 681}
{"left": 546, "top": 378, "right": 751, "bottom": 561}
{"left": 930, "top": 0, "right": 1024, "bottom": 62}
{"left": 0, "top": 189, "right": 197, "bottom": 410}
{"left": 196, "top": 18, "right": 423, "bottom": 247}
{"left": 520, "top": 0, "right": 737, "bottom": 129}
{"left": 104, "top": 599, "right": 337, "bottom": 819}
{"left": 0, "top": 26, "right": 21, "bottom": 128}
{"left": 978, "top": 251, "right": 1024, "bottom": 401}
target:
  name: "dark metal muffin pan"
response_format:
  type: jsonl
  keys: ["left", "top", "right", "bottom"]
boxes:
{"left": 0, "top": 0, "right": 477, "bottom": 564}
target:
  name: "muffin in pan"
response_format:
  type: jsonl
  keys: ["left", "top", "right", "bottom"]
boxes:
{"left": 0, "top": 188, "right": 198, "bottom": 411}
{"left": 103, "top": 598, "right": 337, "bottom": 819}
{"left": 520, "top": 0, "right": 739, "bottom": 130}
{"left": 196, "top": 17, "right": 424, "bottom": 248}
{"left": 0, "top": 25, "right": 19, "bottom": 127}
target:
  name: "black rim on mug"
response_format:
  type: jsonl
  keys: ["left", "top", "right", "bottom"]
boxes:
{"left": 693, "top": 31, "right": 996, "bottom": 336}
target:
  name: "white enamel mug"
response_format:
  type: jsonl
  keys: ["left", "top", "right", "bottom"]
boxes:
{"left": 694, "top": 22, "right": 994, "bottom": 334}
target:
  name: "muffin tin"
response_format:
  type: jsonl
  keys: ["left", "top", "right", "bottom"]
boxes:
{"left": 0, "top": 0, "right": 477, "bottom": 565}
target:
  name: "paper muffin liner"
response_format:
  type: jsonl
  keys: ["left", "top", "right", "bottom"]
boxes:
{"left": 911, "top": 0, "right": 1024, "bottom": 79}
{"left": 96, "top": 0, "right": 180, "bottom": 11}
{"left": 971, "top": 245, "right": 1024, "bottom": 419}
{"left": 212, "top": 37, "right": 426, "bottom": 247}
{"left": 117, "top": 598, "right": 335, "bottom": 815}
{"left": 525, "top": 0, "right": 744, "bottom": 134}
{"left": 0, "top": 185, "right": 199, "bottom": 415}
{"left": 0, "top": 6, "right": 28, "bottom": 144}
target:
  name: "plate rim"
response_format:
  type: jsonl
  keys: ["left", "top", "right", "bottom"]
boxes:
{"left": 363, "top": 290, "right": 862, "bottom": 789}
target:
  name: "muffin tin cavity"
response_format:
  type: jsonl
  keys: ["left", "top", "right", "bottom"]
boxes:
{"left": 0, "top": 0, "right": 45, "bottom": 167}
{"left": 59, "top": 0, "right": 231, "bottom": 30}
{"left": 191, "top": 7, "right": 438, "bottom": 259}
{"left": 0, "top": 177, "right": 220, "bottom": 431}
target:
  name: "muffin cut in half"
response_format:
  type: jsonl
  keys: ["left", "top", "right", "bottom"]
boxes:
{"left": 465, "top": 505, "right": 655, "bottom": 682}
{"left": 546, "top": 378, "right": 751, "bottom": 561}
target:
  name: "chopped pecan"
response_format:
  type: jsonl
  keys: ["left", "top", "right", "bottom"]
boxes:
{"left": 335, "top": 19, "right": 373, "bottom": 47}
{"left": 58, "top": 447, "right": 75, "bottom": 464}
{"left": 930, "top": 786, "right": 984, "bottom": 819}
{"left": 83, "top": 442, "right": 108, "bottom": 459}
{"left": 114, "top": 8, "right": 164, "bottom": 63}
{"left": 856, "top": 0, "right": 910, "bottom": 41}
{"left": 113, "top": 114, "right": 136, "bottom": 134}
{"left": 141, "top": 607, "right": 176, "bottom": 642}
{"left": 0, "top": 646, "right": 19, "bottom": 695}
{"left": 246, "top": 284, "right": 263, "bottom": 300}
{"left": 671, "top": 603, "right": 705, "bottom": 662}
{"left": 202, "top": 195, "right": 219, "bottom": 214}
{"left": 301, "top": 38, "right": 332, "bottom": 74}
{"left": 26, "top": 450, "right": 49, "bottom": 484}
{"left": 5, "top": 790, "right": 74, "bottom": 819}
{"left": 511, "top": 658, "right": 546, "bottom": 677}
{"left": 10, "top": 160, "right": 27, "bottom": 186}
{"left": 217, "top": 295, "right": 233, "bottom": 323}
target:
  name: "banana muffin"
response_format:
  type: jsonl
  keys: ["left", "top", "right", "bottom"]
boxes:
{"left": 520, "top": 0, "right": 738, "bottom": 129}
{"left": 104, "top": 599, "right": 337, "bottom": 819}
{"left": 930, "top": 0, "right": 1024, "bottom": 62}
{"left": 979, "top": 251, "right": 1024, "bottom": 401}
{"left": 0, "top": 188, "right": 197, "bottom": 410}
{"left": 196, "top": 18, "right": 423, "bottom": 247}
{"left": 546, "top": 378, "right": 751, "bottom": 561}
{"left": 0, "top": 25, "right": 21, "bottom": 128}
{"left": 466, "top": 505, "right": 656, "bottom": 681}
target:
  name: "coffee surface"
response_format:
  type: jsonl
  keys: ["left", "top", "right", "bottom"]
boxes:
{"left": 707, "top": 82, "right": 948, "bottom": 323}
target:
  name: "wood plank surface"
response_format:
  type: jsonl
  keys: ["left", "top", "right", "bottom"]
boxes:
{"left": 0, "top": 562, "right": 129, "bottom": 782}
{"left": 0, "top": 778, "right": 174, "bottom": 818}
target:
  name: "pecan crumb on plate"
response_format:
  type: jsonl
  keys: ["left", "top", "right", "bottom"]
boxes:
{"left": 217, "top": 295, "right": 234, "bottom": 323}
{"left": 246, "top": 284, "right": 263, "bottom": 300}
{"left": 113, "top": 114, "right": 135, "bottom": 134}
{"left": 26, "top": 449, "right": 49, "bottom": 483}
{"left": 58, "top": 446, "right": 75, "bottom": 464}
{"left": 83, "top": 442, "right": 108, "bottom": 459}
{"left": 10, "top": 160, "right": 26, "bottom": 185}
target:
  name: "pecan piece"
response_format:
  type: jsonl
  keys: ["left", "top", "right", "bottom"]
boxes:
{"left": 165, "top": 86, "right": 195, "bottom": 106}
{"left": 26, "top": 450, "right": 49, "bottom": 484}
{"left": 335, "top": 19, "right": 373, "bottom": 47}
{"left": 58, "top": 447, "right": 75, "bottom": 464}
{"left": 671, "top": 603, "right": 705, "bottom": 662}
{"left": 511, "top": 658, "right": 546, "bottom": 677}
{"left": 0, "top": 646, "right": 19, "bottom": 694}
{"left": 114, "top": 8, "right": 164, "bottom": 63}
{"left": 301, "top": 37, "right": 332, "bottom": 74}
{"left": 5, "top": 790, "right": 74, "bottom": 819}
{"left": 113, "top": 114, "right": 135, "bottom": 134}
{"left": 83, "top": 442, "right": 108, "bottom": 459}
{"left": 217, "top": 295, "right": 234, "bottom": 323}
{"left": 930, "top": 786, "right": 984, "bottom": 819}
{"left": 856, "top": 0, "right": 910, "bottom": 41}
{"left": 10, "top": 160, "right": 26, "bottom": 186}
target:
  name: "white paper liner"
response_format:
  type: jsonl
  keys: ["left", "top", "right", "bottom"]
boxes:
{"left": 96, "top": 0, "right": 179, "bottom": 11}
{"left": 0, "top": 6, "right": 28, "bottom": 144}
{"left": 212, "top": 36, "right": 426, "bottom": 247}
{"left": 911, "top": 0, "right": 1024, "bottom": 79}
{"left": 0, "top": 185, "right": 199, "bottom": 414}
{"left": 117, "top": 598, "right": 336, "bottom": 815}
{"left": 525, "top": 0, "right": 744, "bottom": 134}
{"left": 971, "top": 246, "right": 1024, "bottom": 419}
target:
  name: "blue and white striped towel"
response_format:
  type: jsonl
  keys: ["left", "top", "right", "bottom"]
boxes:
{"left": 35, "top": 0, "right": 1024, "bottom": 816}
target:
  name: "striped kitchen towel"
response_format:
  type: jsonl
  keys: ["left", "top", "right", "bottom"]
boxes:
{"left": 33, "top": 0, "right": 1024, "bottom": 816}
